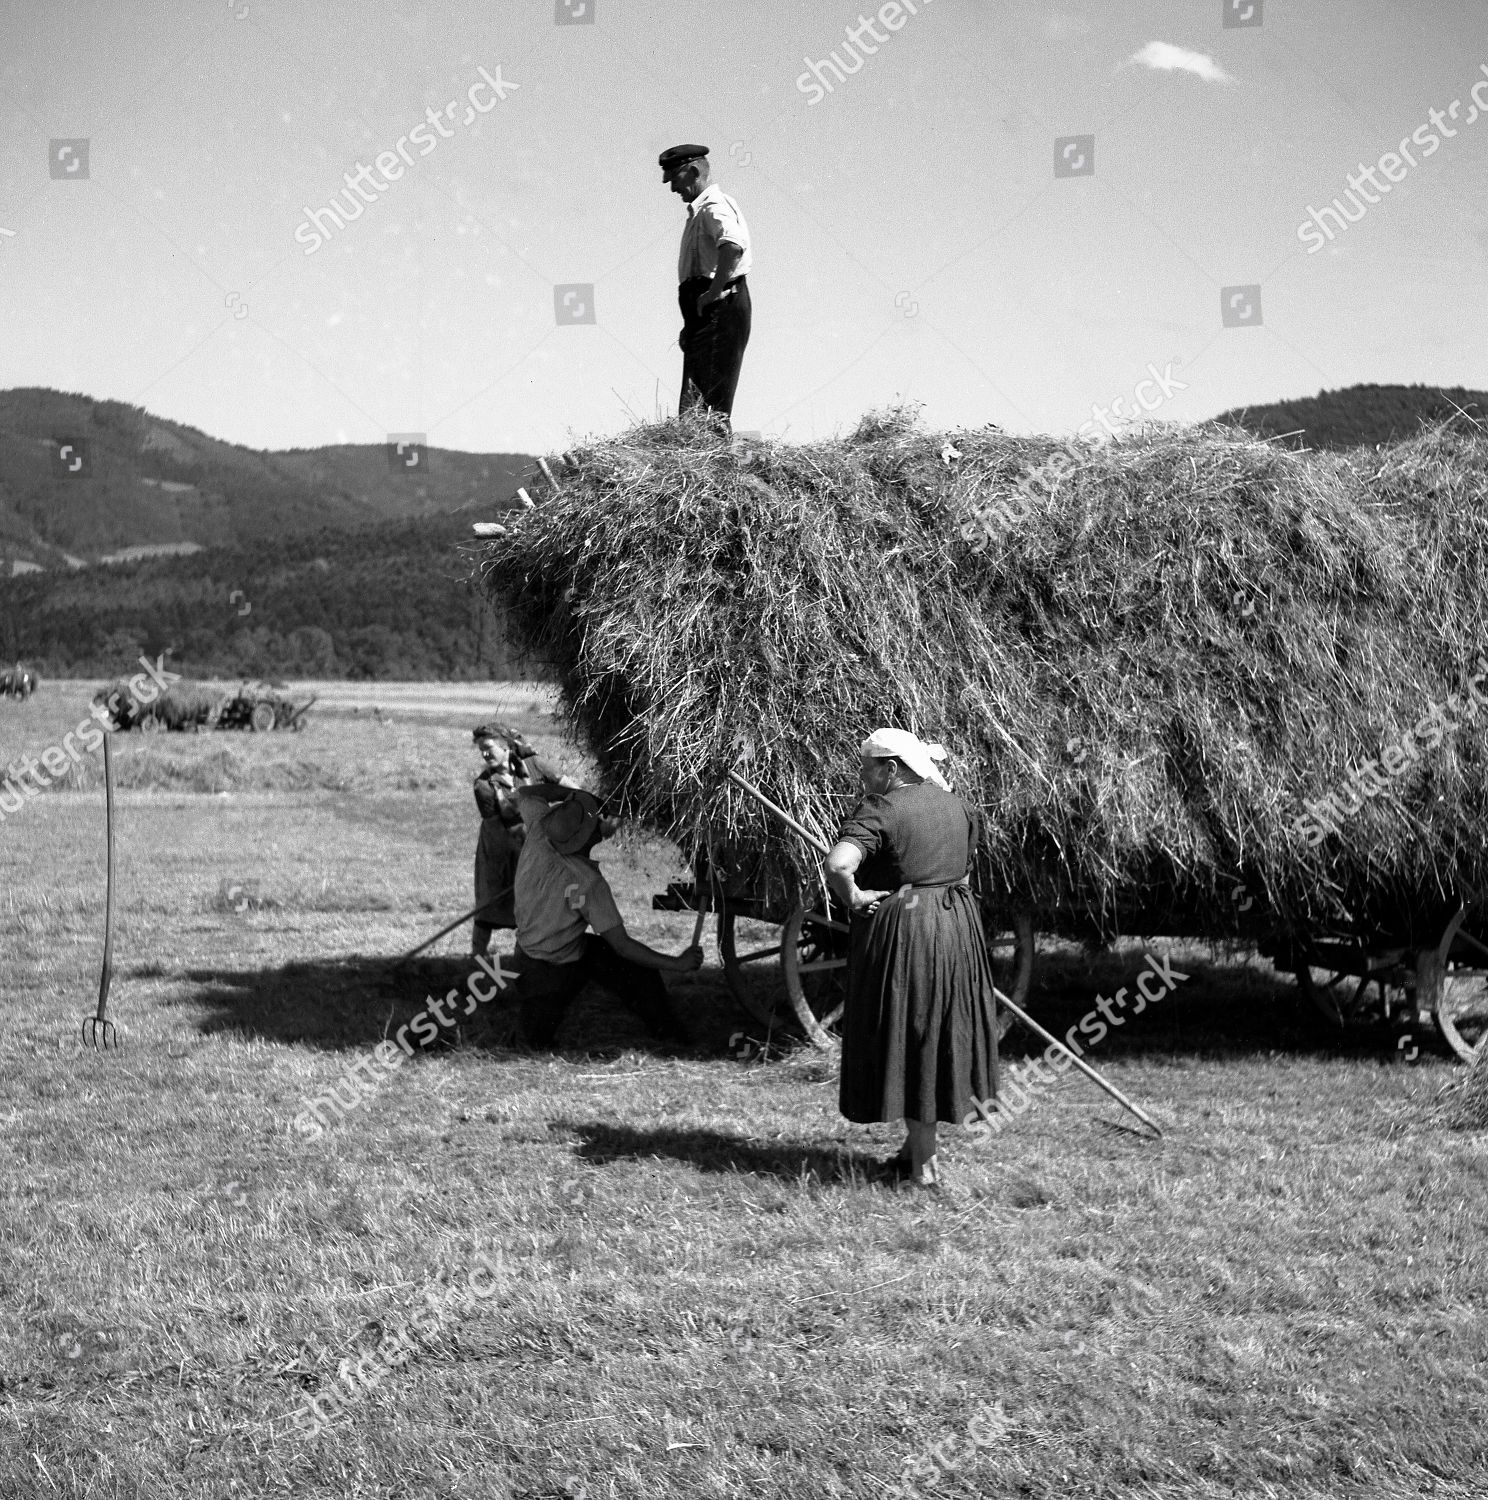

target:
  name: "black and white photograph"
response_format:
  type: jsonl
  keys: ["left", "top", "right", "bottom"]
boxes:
{"left": 2, "top": 2, "right": 1486, "bottom": 1496}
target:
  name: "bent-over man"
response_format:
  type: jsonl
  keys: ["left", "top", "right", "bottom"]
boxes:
{"left": 510, "top": 784, "right": 702, "bottom": 1048}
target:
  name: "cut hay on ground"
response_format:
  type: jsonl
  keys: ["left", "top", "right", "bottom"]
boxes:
{"left": 476, "top": 408, "right": 1488, "bottom": 943}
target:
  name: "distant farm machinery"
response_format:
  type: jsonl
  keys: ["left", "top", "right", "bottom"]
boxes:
{"left": 215, "top": 681, "right": 317, "bottom": 733}
{"left": 94, "top": 678, "right": 316, "bottom": 733}
{"left": 0, "top": 665, "right": 39, "bottom": 699}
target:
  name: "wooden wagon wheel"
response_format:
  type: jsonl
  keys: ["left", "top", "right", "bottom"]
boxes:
{"left": 716, "top": 888, "right": 849, "bottom": 1046}
{"left": 716, "top": 895, "right": 787, "bottom": 1027}
{"left": 1293, "top": 939, "right": 1411, "bottom": 1030}
{"left": 780, "top": 899, "right": 849, "bottom": 1050}
{"left": 1434, "top": 905, "right": 1488, "bottom": 1062}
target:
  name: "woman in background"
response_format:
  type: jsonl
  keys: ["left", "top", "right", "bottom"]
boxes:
{"left": 824, "top": 728, "right": 1000, "bottom": 1192}
{"left": 471, "top": 723, "right": 577, "bottom": 957}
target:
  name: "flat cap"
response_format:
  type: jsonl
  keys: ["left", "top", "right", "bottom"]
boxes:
{"left": 658, "top": 143, "right": 708, "bottom": 178}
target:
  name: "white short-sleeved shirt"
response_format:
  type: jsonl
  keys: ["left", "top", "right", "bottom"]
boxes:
{"left": 513, "top": 793, "right": 624, "bottom": 965}
{"left": 678, "top": 183, "right": 753, "bottom": 282}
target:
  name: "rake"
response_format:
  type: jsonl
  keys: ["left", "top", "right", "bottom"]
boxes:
{"left": 81, "top": 732, "right": 120, "bottom": 1049}
{"left": 392, "top": 888, "right": 514, "bottom": 970}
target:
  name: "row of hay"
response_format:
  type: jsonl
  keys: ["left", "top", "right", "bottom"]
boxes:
{"left": 474, "top": 408, "right": 1488, "bottom": 945}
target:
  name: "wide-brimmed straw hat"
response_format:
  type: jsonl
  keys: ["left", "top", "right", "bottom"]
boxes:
{"left": 541, "top": 789, "right": 603, "bottom": 855}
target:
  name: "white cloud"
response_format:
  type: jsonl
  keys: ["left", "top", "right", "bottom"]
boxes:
{"left": 1124, "top": 41, "right": 1234, "bottom": 84}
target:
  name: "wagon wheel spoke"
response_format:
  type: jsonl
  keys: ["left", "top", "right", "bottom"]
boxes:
{"left": 800, "top": 912, "right": 849, "bottom": 934}
{"left": 732, "top": 943, "right": 783, "bottom": 966}
{"left": 796, "top": 957, "right": 847, "bottom": 974}
{"left": 1452, "top": 928, "right": 1488, "bottom": 963}
{"left": 986, "top": 911, "right": 1035, "bottom": 1043}
{"left": 717, "top": 901, "right": 786, "bottom": 1027}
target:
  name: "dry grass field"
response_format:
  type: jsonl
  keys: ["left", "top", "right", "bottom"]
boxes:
{"left": 1, "top": 680, "right": 1485, "bottom": 1500}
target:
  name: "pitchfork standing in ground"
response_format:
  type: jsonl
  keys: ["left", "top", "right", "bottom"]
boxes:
{"left": 824, "top": 729, "right": 1002, "bottom": 1192}
{"left": 659, "top": 143, "right": 752, "bottom": 427}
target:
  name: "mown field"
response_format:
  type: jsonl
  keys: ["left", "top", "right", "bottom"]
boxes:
{"left": 1, "top": 681, "right": 1485, "bottom": 1500}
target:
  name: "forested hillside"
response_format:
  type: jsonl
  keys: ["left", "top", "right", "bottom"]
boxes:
{"left": 1214, "top": 383, "right": 1487, "bottom": 449}
{"left": 0, "top": 387, "right": 532, "bottom": 569}
{"left": 0, "top": 516, "right": 537, "bottom": 680}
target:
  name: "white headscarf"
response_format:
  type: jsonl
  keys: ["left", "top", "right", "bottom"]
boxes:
{"left": 861, "top": 727, "right": 951, "bottom": 790}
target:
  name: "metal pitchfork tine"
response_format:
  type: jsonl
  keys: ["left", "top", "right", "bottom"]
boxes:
{"left": 82, "top": 732, "right": 120, "bottom": 1050}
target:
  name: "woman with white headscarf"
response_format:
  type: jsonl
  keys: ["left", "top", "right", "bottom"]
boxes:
{"left": 823, "top": 728, "right": 1000, "bottom": 1191}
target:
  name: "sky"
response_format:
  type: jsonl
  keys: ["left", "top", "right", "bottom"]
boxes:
{"left": 1, "top": 0, "right": 1485, "bottom": 456}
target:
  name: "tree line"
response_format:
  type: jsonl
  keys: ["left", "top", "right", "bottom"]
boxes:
{"left": 0, "top": 517, "right": 542, "bottom": 680}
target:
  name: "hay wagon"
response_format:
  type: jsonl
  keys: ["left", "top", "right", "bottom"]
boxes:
{"left": 654, "top": 861, "right": 1487, "bottom": 1061}
{"left": 482, "top": 413, "right": 1488, "bottom": 1067}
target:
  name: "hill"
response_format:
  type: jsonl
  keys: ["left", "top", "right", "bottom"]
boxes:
{"left": 0, "top": 387, "right": 533, "bottom": 569}
{"left": 1213, "top": 382, "right": 1488, "bottom": 450}
{"left": 0, "top": 514, "right": 538, "bottom": 680}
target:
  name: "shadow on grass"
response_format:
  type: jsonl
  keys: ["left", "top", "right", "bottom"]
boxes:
{"left": 162, "top": 938, "right": 1440, "bottom": 1064}
{"left": 170, "top": 952, "right": 764, "bottom": 1059}
{"left": 999, "top": 941, "right": 1446, "bottom": 1063}
{"left": 563, "top": 1119, "right": 882, "bottom": 1185}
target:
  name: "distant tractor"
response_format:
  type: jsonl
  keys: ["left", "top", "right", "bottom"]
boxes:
{"left": 216, "top": 680, "right": 316, "bottom": 732}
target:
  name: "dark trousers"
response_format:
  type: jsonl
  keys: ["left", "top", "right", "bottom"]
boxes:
{"left": 678, "top": 275, "right": 751, "bottom": 424}
{"left": 515, "top": 935, "right": 686, "bottom": 1047}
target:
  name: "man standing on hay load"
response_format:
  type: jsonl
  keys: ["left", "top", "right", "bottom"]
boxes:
{"left": 824, "top": 730, "right": 1001, "bottom": 1193}
{"left": 659, "top": 143, "right": 752, "bottom": 427}
{"left": 506, "top": 782, "right": 702, "bottom": 1049}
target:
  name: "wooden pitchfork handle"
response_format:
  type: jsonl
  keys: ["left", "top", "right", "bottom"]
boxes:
{"left": 392, "top": 889, "right": 513, "bottom": 968}
{"left": 690, "top": 874, "right": 711, "bottom": 948}
{"left": 82, "top": 733, "right": 120, "bottom": 1049}
{"left": 725, "top": 768, "right": 1163, "bottom": 1138}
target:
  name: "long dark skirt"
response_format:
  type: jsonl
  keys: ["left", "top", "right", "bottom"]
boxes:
{"left": 838, "top": 883, "right": 1000, "bottom": 1124}
{"left": 474, "top": 819, "right": 517, "bottom": 930}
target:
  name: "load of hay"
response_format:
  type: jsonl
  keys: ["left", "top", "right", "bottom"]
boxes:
{"left": 96, "top": 679, "right": 222, "bottom": 732}
{"left": 476, "top": 408, "right": 1488, "bottom": 944}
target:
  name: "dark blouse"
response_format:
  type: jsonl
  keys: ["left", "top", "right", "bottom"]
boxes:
{"left": 474, "top": 753, "right": 566, "bottom": 824}
{"left": 837, "top": 782, "right": 980, "bottom": 891}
